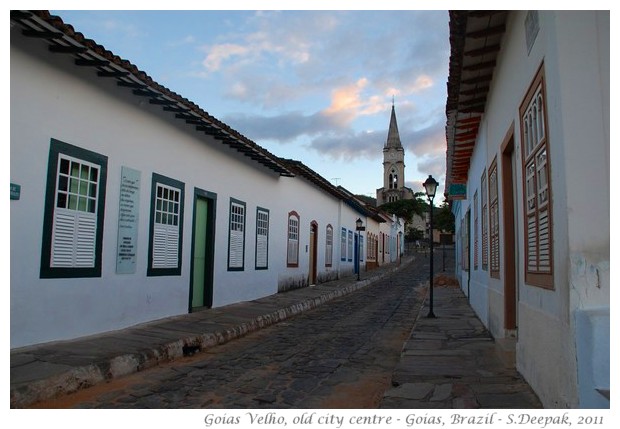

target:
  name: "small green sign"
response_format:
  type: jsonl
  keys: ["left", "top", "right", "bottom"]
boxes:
{"left": 10, "top": 183, "right": 21, "bottom": 200}
{"left": 448, "top": 183, "right": 466, "bottom": 200}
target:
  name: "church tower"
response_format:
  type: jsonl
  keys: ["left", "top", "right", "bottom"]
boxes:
{"left": 376, "top": 103, "right": 414, "bottom": 206}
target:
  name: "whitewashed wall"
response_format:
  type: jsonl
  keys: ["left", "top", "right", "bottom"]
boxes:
{"left": 9, "top": 32, "right": 292, "bottom": 347}
{"left": 450, "top": 11, "right": 609, "bottom": 408}
{"left": 273, "top": 175, "right": 343, "bottom": 291}
{"left": 11, "top": 31, "right": 403, "bottom": 349}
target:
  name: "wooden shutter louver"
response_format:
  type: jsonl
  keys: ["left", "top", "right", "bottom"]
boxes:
{"left": 520, "top": 64, "right": 553, "bottom": 287}
{"left": 229, "top": 201, "right": 245, "bottom": 269}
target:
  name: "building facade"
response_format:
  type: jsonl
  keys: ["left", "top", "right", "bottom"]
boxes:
{"left": 376, "top": 104, "right": 416, "bottom": 205}
{"left": 10, "top": 11, "right": 404, "bottom": 349}
{"left": 445, "top": 11, "right": 609, "bottom": 408}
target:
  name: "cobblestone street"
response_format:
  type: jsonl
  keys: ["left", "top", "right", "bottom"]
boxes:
{"left": 32, "top": 256, "right": 431, "bottom": 408}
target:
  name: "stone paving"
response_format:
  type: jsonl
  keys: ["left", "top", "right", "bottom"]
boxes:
{"left": 12, "top": 247, "right": 543, "bottom": 409}
{"left": 12, "top": 255, "right": 428, "bottom": 408}
{"left": 380, "top": 283, "right": 543, "bottom": 409}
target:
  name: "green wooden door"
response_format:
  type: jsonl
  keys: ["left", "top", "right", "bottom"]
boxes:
{"left": 191, "top": 197, "right": 209, "bottom": 309}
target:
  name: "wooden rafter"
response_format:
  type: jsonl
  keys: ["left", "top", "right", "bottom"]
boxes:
{"left": 461, "top": 74, "right": 493, "bottom": 85}
{"left": 459, "top": 86, "right": 490, "bottom": 96}
{"left": 75, "top": 58, "right": 108, "bottom": 67}
{"left": 455, "top": 131, "right": 477, "bottom": 141}
{"left": 463, "top": 60, "right": 496, "bottom": 71}
{"left": 97, "top": 70, "right": 129, "bottom": 77}
{"left": 459, "top": 97, "right": 487, "bottom": 106}
{"left": 49, "top": 45, "right": 87, "bottom": 54}
{"left": 149, "top": 98, "right": 177, "bottom": 105}
{"left": 464, "top": 44, "right": 500, "bottom": 57}
{"left": 22, "top": 30, "right": 63, "bottom": 39}
{"left": 456, "top": 116, "right": 482, "bottom": 125}
{"left": 466, "top": 25, "right": 506, "bottom": 39}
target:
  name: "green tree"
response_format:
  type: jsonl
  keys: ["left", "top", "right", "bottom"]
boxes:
{"left": 406, "top": 227, "right": 425, "bottom": 241}
{"left": 433, "top": 200, "right": 455, "bottom": 234}
{"left": 378, "top": 193, "right": 427, "bottom": 222}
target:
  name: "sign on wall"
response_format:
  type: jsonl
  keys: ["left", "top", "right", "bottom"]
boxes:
{"left": 10, "top": 183, "right": 21, "bottom": 200}
{"left": 448, "top": 183, "right": 467, "bottom": 200}
{"left": 116, "top": 166, "right": 141, "bottom": 274}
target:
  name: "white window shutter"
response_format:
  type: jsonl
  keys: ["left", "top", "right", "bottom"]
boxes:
{"left": 256, "top": 234, "right": 268, "bottom": 268}
{"left": 153, "top": 223, "right": 179, "bottom": 268}
{"left": 229, "top": 230, "right": 244, "bottom": 268}
{"left": 51, "top": 210, "right": 96, "bottom": 268}
{"left": 75, "top": 214, "right": 97, "bottom": 267}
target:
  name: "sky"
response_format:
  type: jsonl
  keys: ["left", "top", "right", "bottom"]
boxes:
{"left": 46, "top": 7, "right": 451, "bottom": 200}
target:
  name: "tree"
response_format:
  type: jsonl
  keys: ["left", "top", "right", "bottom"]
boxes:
{"left": 406, "top": 227, "right": 424, "bottom": 241}
{"left": 378, "top": 194, "right": 427, "bottom": 222}
{"left": 433, "top": 200, "right": 455, "bottom": 234}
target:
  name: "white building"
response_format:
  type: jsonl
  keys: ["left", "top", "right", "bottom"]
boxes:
{"left": 445, "top": 11, "right": 609, "bottom": 408}
{"left": 10, "top": 11, "right": 404, "bottom": 349}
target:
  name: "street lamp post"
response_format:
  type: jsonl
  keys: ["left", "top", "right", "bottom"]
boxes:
{"left": 355, "top": 218, "right": 365, "bottom": 281}
{"left": 423, "top": 175, "right": 439, "bottom": 318}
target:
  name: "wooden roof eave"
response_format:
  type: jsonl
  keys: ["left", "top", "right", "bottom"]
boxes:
{"left": 444, "top": 10, "right": 508, "bottom": 194}
{"left": 11, "top": 10, "right": 295, "bottom": 178}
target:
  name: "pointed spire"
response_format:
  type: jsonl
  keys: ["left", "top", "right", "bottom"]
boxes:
{"left": 385, "top": 103, "right": 402, "bottom": 148}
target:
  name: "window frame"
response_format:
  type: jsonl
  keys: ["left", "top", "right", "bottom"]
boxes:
{"left": 481, "top": 169, "right": 489, "bottom": 271}
{"left": 359, "top": 234, "right": 364, "bottom": 262}
{"left": 340, "top": 227, "right": 347, "bottom": 262}
{"left": 463, "top": 209, "right": 471, "bottom": 272}
{"left": 347, "top": 230, "right": 353, "bottom": 262}
{"left": 473, "top": 190, "right": 479, "bottom": 270}
{"left": 40, "top": 139, "right": 108, "bottom": 278}
{"left": 519, "top": 63, "right": 554, "bottom": 289}
{"left": 286, "top": 211, "right": 300, "bottom": 267}
{"left": 147, "top": 173, "right": 185, "bottom": 277}
{"left": 255, "top": 207, "right": 269, "bottom": 270}
{"left": 325, "top": 224, "right": 333, "bottom": 267}
{"left": 489, "top": 158, "right": 500, "bottom": 279}
{"left": 227, "top": 198, "right": 246, "bottom": 271}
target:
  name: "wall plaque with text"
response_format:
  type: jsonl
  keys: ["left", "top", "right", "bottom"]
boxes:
{"left": 116, "top": 166, "right": 141, "bottom": 274}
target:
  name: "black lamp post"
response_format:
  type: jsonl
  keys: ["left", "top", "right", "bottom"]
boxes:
{"left": 423, "top": 175, "right": 439, "bottom": 318}
{"left": 355, "top": 218, "right": 365, "bottom": 281}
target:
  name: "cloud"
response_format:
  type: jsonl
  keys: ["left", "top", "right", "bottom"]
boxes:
{"left": 204, "top": 10, "right": 449, "bottom": 170}
{"left": 321, "top": 78, "right": 394, "bottom": 128}
{"left": 200, "top": 13, "right": 323, "bottom": 77}
{"left": 308, "top": 130, "right": 382, "bottom": 162}
{"left": 402, "top": 122, "right": 447, "bottom": 158}
{"left": 224, "top": 99, "right": 447, "bottom": 163}
{"left": 198, "top": 11, "right": 448, "bottom": 106}
{"left": 166, "top": 35, "right": 196, "bottom": 47}
{"left": 202, "top": 43, "right": 251, "bottom": 72}
{"left": 224, "top": 111, "right": 339, "bottom": 143}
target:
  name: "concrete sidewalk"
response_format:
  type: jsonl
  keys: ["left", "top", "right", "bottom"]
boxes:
{"left": 381, "top": 283, "right": 543, "bottom": 409}
{"left": 10, "top": 257, "right": 412, "bottom": 408}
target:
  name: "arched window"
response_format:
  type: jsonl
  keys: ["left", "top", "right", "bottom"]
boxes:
{"left": 287, "top": 211, "right": 300, "bottom": 267}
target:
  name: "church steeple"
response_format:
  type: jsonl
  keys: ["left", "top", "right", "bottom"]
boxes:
{"left": 385, "top": 103, "right": 402, "bottom": 149}
{"left": 377, "top": 102, "right": 412, "bottom": 206}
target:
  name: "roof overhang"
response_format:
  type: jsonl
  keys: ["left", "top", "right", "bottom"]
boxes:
{"left": 280, "top": 160, "right": 386, "bottom": 222}
{"left": 11, "top": 10, "right": 295, "bottom": 177}
{"left": 445, "top": 11, "right": 508, "bottom": 198}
